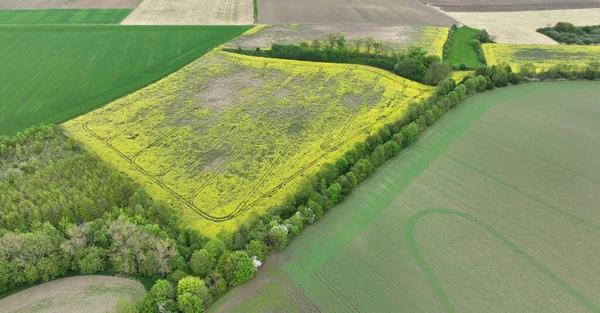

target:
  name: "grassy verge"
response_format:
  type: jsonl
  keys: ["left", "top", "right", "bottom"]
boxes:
{"left": 444, "top": 26, "right": 482, "bottom": 69}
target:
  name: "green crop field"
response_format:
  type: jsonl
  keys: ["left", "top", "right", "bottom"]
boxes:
{"left": 209, "top": 81, "right": 600, "bottom": 313}
{"left": 445, "top": 26, "right": 482, "bottom": 69}
{"left": 0, "top": 9, "right": 132, "bottom": 24}
{"left": 0, "top": 24, "right": 250, "bottom": 136}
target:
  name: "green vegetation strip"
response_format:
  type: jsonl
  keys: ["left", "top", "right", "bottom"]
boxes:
{"left": 0, "top": 24, "right": 250, "bottom": 136}
{"left": 0, "top": 9, "right": 133, "bottom": 24}
{"left": 444, "top": 27, "right": 482, "bottom": 69}
{"left": 406, "top": 208, "right": 600, "bottom": 312}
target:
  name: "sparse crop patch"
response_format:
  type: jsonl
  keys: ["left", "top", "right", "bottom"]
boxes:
{"left": 63, "top": 51, "right": 434, "bottom": 236}
{"left": 483, "top": 43, "right": 600, "bottom": 71}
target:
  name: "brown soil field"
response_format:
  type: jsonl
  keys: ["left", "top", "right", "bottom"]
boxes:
{"left": 0, "top": 0, "right": 141, "bottom": 9}
{"left": 257, "top": 0, "right": 453, "bottom": 26}
{"left": 423, "top": 0, "right": 600, "bottom": 12}
{"left": 0, "top": 276, "right": 145, "bottom": 313}
{"left": 121, "top": 0, "right": 253, "bottom": 25}
{"left": 226, "top": 24, "right": 448, "bottom": 56}
{"left": 446, "top": 8, "right": 600, "bottom": 44}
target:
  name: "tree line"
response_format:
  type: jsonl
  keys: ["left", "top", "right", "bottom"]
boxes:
{"left": 1, "top": 61, "right": 598, "bottom": 312}
{"left": 226, "top": 32, "right": 453, "bottom": 86}
{"left": 538, "top": 22, "right": 600, "bottom": 45}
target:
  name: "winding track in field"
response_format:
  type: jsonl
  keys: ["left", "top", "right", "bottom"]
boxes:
{"left": 405, "top": 208, "right": 600, "bottom": 312}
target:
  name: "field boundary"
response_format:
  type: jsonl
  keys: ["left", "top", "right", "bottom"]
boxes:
{"left": 77, "top": 51, "right": 431, "bottom": 223}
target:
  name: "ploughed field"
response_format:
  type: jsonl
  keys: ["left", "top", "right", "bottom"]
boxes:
{"left": 422, "top": 0, "right": 600, "bottom": 12}
{"left": 62, "top": 51, "right": 435, "bottom": 236}
{"left": 0, "top": 10, "right": 250, "bottom": 135}
{"left": 227, "top": 24, "right": 449, "bottom": 59}
{"left": 209, "top": 81, "right": 600, "bottom": 312}
{"left": 0, "top": 276, "right": 145, "bottom": 313}
{"left": 256, "top": 0, "right": 453, "bottom": 26}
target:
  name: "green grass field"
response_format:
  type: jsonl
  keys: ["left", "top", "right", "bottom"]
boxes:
{"left": 209, "top": 81, "right": 600, "bottom": 313}
{"left": 445, "top": 26, "right": 482, "bottom": 69}
{"left": 0, "top": 9, "right": 132, "bottom": 24}
{"left": 0, "top": 24, "right": 250, "bottom": 136}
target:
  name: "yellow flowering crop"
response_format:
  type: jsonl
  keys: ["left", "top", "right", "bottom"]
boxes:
{"left": 483, "top": 43, "right": 600, "bottom": 71}
{"left": 420, "top": 27, "right": 449, "bottom": 59}
{"left": 63, "top": 50, "right": 434, "bottom": 236}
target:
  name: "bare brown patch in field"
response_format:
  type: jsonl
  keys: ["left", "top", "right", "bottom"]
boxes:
{"left": 121, "top": 0, "right": 253, "bottom": 25}
{"left": 0, "top": 0, "right": 141, "bottom": 9}
{"left": 0, "top": 276, "right": 145, "bottom": 313}
{"left": 257, "top": 0, "right": 453, "bottom": 26}
{"left": 227, "top": 24, "right": 429, "bottom": 52}
{"left": 422, "top": 0, "right": 600, "bottom": 12}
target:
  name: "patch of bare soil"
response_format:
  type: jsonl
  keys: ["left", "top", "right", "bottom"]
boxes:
{"left": 0, "top": 276, "right": 145, "bottom": 313}
{"left": 0, "top": 0, "right": 141, "bottom": 9}
{"left": 121, "top": 0, "right": 253, "bottom": 25}
{"left": 227, "top": 24, "right": 427, "bottom": 52}
{"left": 423, "top": 0, "right": 600, "bottom": 12}
{"left": 257, "top": 0, "right": 453, "bottom": 26}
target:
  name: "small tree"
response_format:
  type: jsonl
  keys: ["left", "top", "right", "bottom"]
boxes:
{"left": 325, "top": 32, "right": 342, "bottom": 49}
{"left": 373, "top": 42, "right": 383, "bottom": 55}
{"left": 190, "top": 249, "right": 215, "bottom": 277}
{"left": 350, "top": 38, "right": 363, "bottom": 53}
{"left": 178, "top": 293, "right": 204, "bottom": 313}
{"left": 177, "top": 276, "right": 204, "bottom": 296}
{"left": 364, "top": 36, "right": 376, "bottom": 54}
{"left": 310, "top": 39, "right": 322, "bottom": 50}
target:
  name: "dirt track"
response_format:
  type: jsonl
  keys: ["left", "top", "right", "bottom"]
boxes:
{"left": 422, "top": 0, "right": 600, "bottom": 12}
{"left": 0, "top": 276, "right": 145, "bottom": 313}
{"left": 0, "top": 0, "right": 141, "bottom": 9}
{"left": 257, "top": 0, "right": 453, "bottom": 26}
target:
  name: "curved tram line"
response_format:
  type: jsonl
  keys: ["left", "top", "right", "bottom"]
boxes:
{"left": 81, "top": 69, "right": 424, "bottom": 223}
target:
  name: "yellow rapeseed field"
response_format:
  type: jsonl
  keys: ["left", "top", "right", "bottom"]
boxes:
{"left": 63, "top": 51, "right": 434, "bottom": 236}
{"left": 421, "top": 26, "right": 449, "bottom": 59}
{"left": 483, "top": 43, "right": 600, "bottom": 71}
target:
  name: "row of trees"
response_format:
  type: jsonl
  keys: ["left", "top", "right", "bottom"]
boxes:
{"left": 538, "top": 22, "right": 600, "bottom": 45}
{"left": 2, "top": 61, "right": 598, "bottom": 312}
{"left": 228, "top": 32, "right": 453, "bottom": 86}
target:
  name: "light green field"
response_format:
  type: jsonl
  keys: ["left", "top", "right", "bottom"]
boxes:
{"left": 209, "top": 81, "right": 600, "bottom": 313}
{"left": 0, "top": 9, "right": 132, "bottom": 24}
{"left": 0, "top": 23, "right": 250, "bottom": 136}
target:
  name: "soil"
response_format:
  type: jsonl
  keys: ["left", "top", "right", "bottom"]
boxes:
{"left": 226, "top": 24, "right": 434, "bottom": 52}
{"left": 257, "top": 0, "right": 453, "bottom": 26}
{"left": 422, "top": 0, "right": 600, "bottom": 12}
{"left": 121, "top": 0, "right": 253, "bottom": 25}
{"left": 0, "top": 0, "right": 142, "bottom": 9}
{"left": 445, "top": 8, "right": 600, "bottom": 44}
{"left": 0, "top": 276, "right": 146, "bottom": 313}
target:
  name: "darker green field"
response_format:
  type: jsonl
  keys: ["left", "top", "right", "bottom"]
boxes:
{"left": 0, "top": 24, "right": 250, "bottom": 136}
{"left": 445, "top": 26, "right": 482, "bottom": 69}
{"left": 0, "top": 9, "right": 132, "bottom": 24}
{"left": 209, "top": 82, "right": 600, "bottom": 313}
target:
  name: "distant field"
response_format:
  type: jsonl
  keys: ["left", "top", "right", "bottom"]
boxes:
{"left": 121, "top": 0, "right": 254, "bottom": 25}
{"left": 0, "top": 25, "right": 250, "bottom": 135}
{"left": 424, "top": 0, "right": 600, "bottom": 12}
{"left": 257, "top": 0, "right": 453, "bottom": 25}
{"left": 226, "top": 24, "right": 449, "bottom": 58}
{"left": 444, "top": 26, "right": 482, "bottom": 68}
{"left": 0, "top": 9, "right": 131, "bottom": 24}
{"left": 0, "top": 0, "right": 141, "bottom": 9}
{"left": 483, "top": 43, "right": 600, "bottom": 71}
{"left": 63, "top": 51, "right": 434, "bottom": 236}
{"left": 0, "top": 276, "right": 144, "bottom": 313}
{"left": 209, "top": 81, "right": 600, "bottom": 312}
{"left": 446, "top": 8, "right": 600, "bottom": 44}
